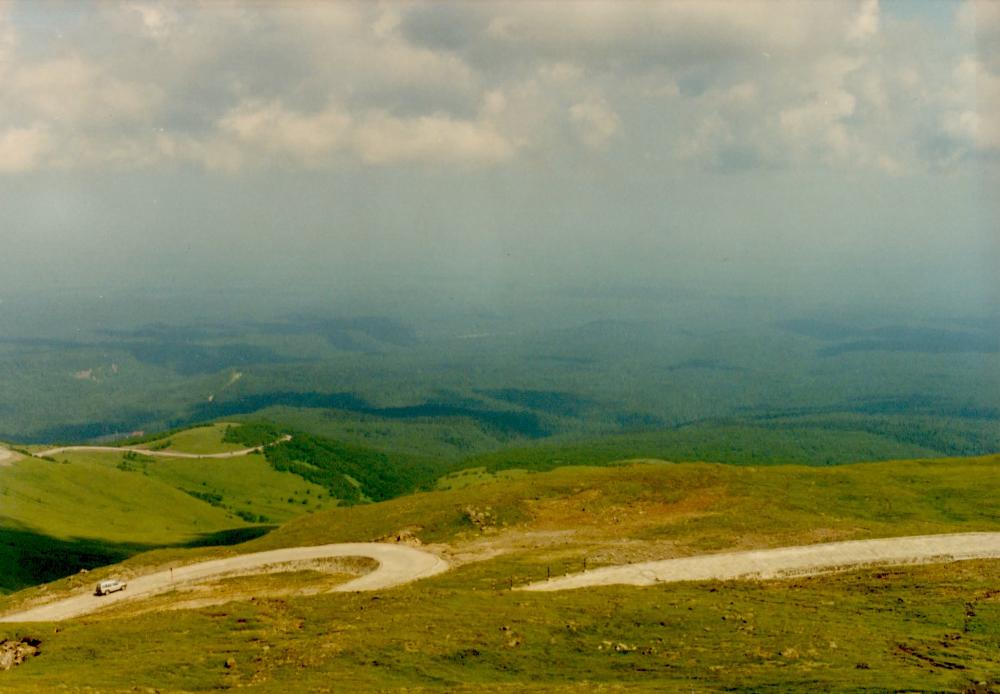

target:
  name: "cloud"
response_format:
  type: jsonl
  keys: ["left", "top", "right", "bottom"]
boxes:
{"left": 945, "top": 1, "right": 1000, "bottom": 154}
{"left": 0, "top": 124, "right": 49, "bottom": 173}
{"left": 156, "top": 98, "right": 513, "bottom": 171}
{"left": 847, "top": 0, "right": 880, "bottom": 43}
{"left": 123, "top": 2, "right": 179, "bottom": 43}
{"left": 959, "top": 0, "right": 1000, "bottom": 69}
{"left": 677, "top": 81, "right": 777, "bottom": 171}
{"left": 569, "top": 96, "right": 620, "bottom": 149}
{"left": 0, "top": 0, "right": 992, "bottom": 176}
{"left": 944, "top": 57, "right": 1000, "bottom": 151}
{"left": 216, "top": 100, "right": 352, "bottom": 168}
{"left": 778, "top": 56, "right": 863, "bottom": 164}
{"left": 353, "top": 111, "right": 514, "bottom": 166}
{"left": 432, "top": 1, "right": 852, "bottom": 69}
{"left": 0, "top": 4, "right": 12, "bottom": 70}
{"left": 14, "top": 56, "right": 162, "bottom": 128}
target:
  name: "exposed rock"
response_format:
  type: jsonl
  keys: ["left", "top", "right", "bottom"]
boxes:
{"left": 377, "top": 527, "right": 424, "bottom": 545}
{"left": 0, "top": 637, "right": 41, "bottom": 671}
{"left": 463, "top": 506, "right": 497, "bottom": 531}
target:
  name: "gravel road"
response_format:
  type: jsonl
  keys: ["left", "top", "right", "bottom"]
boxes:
{"left": 34, "top": 435, "right": 292, "bottom": 460}
{"left": 0, "top": 542, "right": 449, "bottom": 622}
{"left": 522, "top": 532, "right": 1000, "bottom": 592}
{"left": 0, "top": 445, "right": 17, "bottom": 466}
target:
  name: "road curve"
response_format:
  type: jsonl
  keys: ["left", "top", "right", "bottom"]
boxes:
{"left": 522, "top": 532, "right": 1000, "bottom": 592}
{"left": 0, "top": 542, "right": 449, "bottom": 623}
{"left": 34, "top": 435, "right": 292, "bottom": 460}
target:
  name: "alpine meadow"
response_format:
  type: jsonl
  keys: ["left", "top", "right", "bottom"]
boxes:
{"left": 0, "top": 1, "right": 998, "bottom": 692}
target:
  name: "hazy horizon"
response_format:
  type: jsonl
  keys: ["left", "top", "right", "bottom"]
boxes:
{"left": 1, "top": 0, "right": 997, "bottom": 325}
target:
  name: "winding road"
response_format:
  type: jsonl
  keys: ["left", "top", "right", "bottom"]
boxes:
{"left": 521, "top": 532, "right": 1000, "bottom": 591}
{"left": 3, "top": 530, "right": 997, "bottom": 621}
{"left": 0, "top": 542, "right": 449, "bottom": 623}
{"left": 34, "top": 435, "right": 292, "bottom": 460}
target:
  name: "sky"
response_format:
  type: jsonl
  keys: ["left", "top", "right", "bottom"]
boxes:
{"left": 0, "top": 1, "right": 997, "bottom": 318}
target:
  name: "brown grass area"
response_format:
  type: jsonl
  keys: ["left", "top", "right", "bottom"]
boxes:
{"left": 526, "top": 485, "right": 723, "bottom": 533}
{"left": 442, "top": 483, "right": 728, "bottom": 569}
{"left": 437, "top": 466, "right": 907, "bottom": 570}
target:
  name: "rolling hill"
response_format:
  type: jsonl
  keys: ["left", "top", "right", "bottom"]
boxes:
{"left": 0, "top": 426, "right": 998, "bottom": 691}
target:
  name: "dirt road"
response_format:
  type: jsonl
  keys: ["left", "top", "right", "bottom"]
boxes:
{"left": 0, "top": 445, "right": 18, "bottom": 466}
{"left": 0, "top": 542, "right": 448, "bottom": 623}
{"left": 34, "top": 435, "right": 292, "bottom": 460}
{"left": 522, "top": 532, "right": 1000, "bottom": 592}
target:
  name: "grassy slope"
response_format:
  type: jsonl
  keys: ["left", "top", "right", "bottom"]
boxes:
{"left": 240, "top": 405, "right": 513, "bottom": 459}
{"left": 0, "top": 456, "right": 239, "bottom": 544}
{"left": 136, "top": 423, "right": 248, "bottom": 454}
{"left": 0, "top": 428, "right": 334, "bottom": 594}
{"left": 1, "top": 418, "right": 446, "bottom": 595}
{"left": 4, "top": 562, "right": 995, "bottom": 692}
{"left": 450, "top": 423, "right": 945, "bottom": 474}
{"left": 235, "top": 406, "right": 977, "bottom": 465}
{"left": 1, "top": 425, "right": 335, "bottom": 543}
{"left": 141, "top": 454, "right": 333, "bottom": 522}
{"left": 1, "top": 455, "right": 998, "bottom": 691}
{"left": 0, "top": 452, "right": 335, "bottom": 540}
{"left": 258, "top": 454, "right": 1000, "bottom": 557}
{"left": 0, "top": 454, "right": 246, "bottom": 594}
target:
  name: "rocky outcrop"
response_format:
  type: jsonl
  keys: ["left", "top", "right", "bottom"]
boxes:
{"left": 0, "top": 637, "right": 40, "bottom": 671}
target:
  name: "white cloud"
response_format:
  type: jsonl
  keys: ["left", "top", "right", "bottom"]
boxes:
{"left": 780, "top": 87, "right": 858, "bottom": 160}
{"left": 0, "top": 1, "right": 991, "bottom": 175}
{"left": 124, "top": 2, "right": 178, "bottom": 42}
{"left": 944, "top": 57, "right": 1000, "bottom": 151}
{"left": 0, "top": 4, "right": 13, "bottom": 75}
{"left": 538, "top": 62, "right": 585, "bottom": 86}
{"left": 353, "top": 111, "right": 514, "bottom": 166}
{"left": 14, "top": 57, "right": 162, "bottom": 128}
{"left": 847, "top": 0, "right": 880, "bottom": 43}
{"left": 676, "top": 81, "right": 776, "bottom": 170}
{"left": 959, "top": 0, "right": 1000, "bottom": 68}
{"left": 268, "top": 2, "right": 477, "bottom": 105}
{"left": 478, "top": 1, "right": 844, "bottom": 64}
{"left": 157, "top": 99, "right": 514, "bottom": 171}
{"left": 569, "top": 96, "right": 620, "bottom": 150}
{"left": 0, "top": 124, "right": 50, "bottom": 173}
{"left": 875, "top": 153, "right": 905, "bottom": 176}
{"left": 469, "top": 76, "right": 561, "bottom": 158}
{"left": 217, "top": 100, "right": 352, "bottom": 167}
{"left": 156, "top": 132, "right": 243, "bottom": 174}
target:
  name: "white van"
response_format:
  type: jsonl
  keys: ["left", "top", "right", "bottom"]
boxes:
{"left": 95, "top": 579, "right": 127, "bottom": 596}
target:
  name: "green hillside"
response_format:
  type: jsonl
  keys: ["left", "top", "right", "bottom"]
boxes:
{"left": 254, "top": 453, "right": 1000, "bottom": 559}
{"left": 0, "top": 418, "right": 457, "bottom": 594}
{"left": 135, "top": 423, "right": 251, "bottom": 454}
{"left": 0, "top": 453, "right": 997, "bottom": 691}
{"left": 3, "top": 417, "right": 999, "bottom": 595}
{"left": 0, "top": 425, "right": 341, "bottom": 593}
{"left": 444, "top": 420, "right": 946, "bottom": 475}
{"left": 0, "top": 453, "right": 244, "bottom": 593}
{"left": 1, "top": 454, "right": 242, "bottom": 543}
